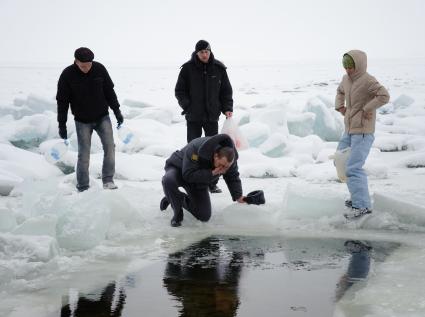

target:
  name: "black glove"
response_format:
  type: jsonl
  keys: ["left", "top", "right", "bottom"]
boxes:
{"left": 114, "top": 110, "right": 124, "bottom": 127}
{"left": 58, "top": 124, "right": 67, "bottom": 139}
{"left": 180, "top": 100, "right": 190, "bottom": 115}
{"left": 244, "top": 190, "right": 266, "bottom": 205}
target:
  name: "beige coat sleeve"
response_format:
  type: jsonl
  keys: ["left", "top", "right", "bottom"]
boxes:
{"left": 335, "top": 82, "right": 345, "bottom": 110}
{"left": 363, "top": 79, "right": 390, "bottom": 112}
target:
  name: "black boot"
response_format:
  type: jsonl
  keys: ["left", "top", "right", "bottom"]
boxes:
{"left": 170, "top": 209, "right": 183, "bottom": 227}
{"left": 209, "top": 184, "right": 222, "bottom": 193}
{"left": 160, "top": 196, "right": 169, "bottom": 211}
{"left": 170, "top": 218, "right": 182, "bottom": 227}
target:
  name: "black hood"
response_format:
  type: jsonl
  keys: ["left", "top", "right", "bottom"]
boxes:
{"left": 198, "top": 134, "right": 238, "bottom": 161}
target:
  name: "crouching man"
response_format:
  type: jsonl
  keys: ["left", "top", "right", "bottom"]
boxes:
{"left": 160, "top": 134, "right": 246, "bottom": 227}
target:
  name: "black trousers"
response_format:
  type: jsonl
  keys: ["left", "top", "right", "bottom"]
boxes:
{"left": 186, "top": 121, "right": 219, "bottom": 188}
{"left": 162, "top": 166, "right": 211, "bottom": 222}
{"left": 186, "top": 121, "right": 218, "bottom": 143}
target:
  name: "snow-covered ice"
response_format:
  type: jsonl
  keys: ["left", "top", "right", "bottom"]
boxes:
{"left": 1, "top": 59, "right": 425, "bottom": 316}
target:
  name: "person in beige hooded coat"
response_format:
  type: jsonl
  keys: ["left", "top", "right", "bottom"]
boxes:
{"left": 335, "top": 50, "right": 390, "bottom": 219}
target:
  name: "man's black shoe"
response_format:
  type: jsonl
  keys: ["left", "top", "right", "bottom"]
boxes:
{"left": 170, "top": 217, "right": 182, "bottom": 227}
{"left": 77, "top": 186, "right": 89, "bottom": 192}
{"left": 209, "top": 184, "right": 222, "bottom": 193}
{"left": 345, "top": 200, "right": 353, "bottom": 208}
{"left": 170, "top": 209, "right": 183, "bottom": 227}
{"left": 160, "top": 196, "right": 169, "bottom": 211}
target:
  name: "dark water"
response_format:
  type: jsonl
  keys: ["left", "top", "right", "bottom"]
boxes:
{"left": 58, "top": 236, "right": 398, "bottom": 317}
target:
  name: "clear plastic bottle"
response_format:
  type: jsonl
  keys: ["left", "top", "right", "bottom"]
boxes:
{"left": 45, "top": 140, "right": 69, "bottom": 163}
{"left": 117, "top": 125, "right": 134, "bottom": 145}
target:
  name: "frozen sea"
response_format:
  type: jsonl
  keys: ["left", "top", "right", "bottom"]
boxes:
{"left": 1, "top": 58, "right": 425, "bottom": 316}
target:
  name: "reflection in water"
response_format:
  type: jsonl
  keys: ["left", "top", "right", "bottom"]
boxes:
{"left": 56, "top": 237, "right": 398, "bottom": 316}
{"left": 61, "top": 282, "right": 126, "bottom": 317}
{"left": 335, "top": 240, "right": 372, "bottom": 302}
{"left": 163, "top": 237, "right": 243, "bottom": 317}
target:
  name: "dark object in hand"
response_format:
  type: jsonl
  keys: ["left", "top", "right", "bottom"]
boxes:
{"left": 114, "top": 110, "right": 124, "bottom": 126}
{"left": 244, "top": 190, "right": 265, "bottom": 205}
{"left": 59, "top": 126, "right": 67, "bottom": 139}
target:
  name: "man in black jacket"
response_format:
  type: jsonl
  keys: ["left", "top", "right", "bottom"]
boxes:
{"left": 160, "top": 134, "right": 245, "bottom": 227}
{"left": 56, "top": 47, "right": 124, "bottom": 192}
{"left": 175, "top": 40, "right": 234, "bottom": 194}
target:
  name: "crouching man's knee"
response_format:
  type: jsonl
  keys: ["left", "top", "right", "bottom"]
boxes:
{"left": 198, "top": 214, "right": 211, "bottom": 222}
{"left": 195, "top": 209, "right": 211, "bottom": 222}
{"left": 162, "top": 173, "right": 177, "bottom": 189}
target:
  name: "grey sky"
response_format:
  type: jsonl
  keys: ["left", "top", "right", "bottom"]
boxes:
{"left": 1, "top": 0, "right": 424, "bottom": 65}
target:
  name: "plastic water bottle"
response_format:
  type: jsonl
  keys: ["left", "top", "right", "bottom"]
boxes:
{"left": 117, "top": 125, "right": 134, "bottom": 145}
{"left": 46, "top": 140, "right": 69, "bottom": 163}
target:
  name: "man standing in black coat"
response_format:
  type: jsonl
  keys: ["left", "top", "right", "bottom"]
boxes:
{"left": 160, "top": 134, "right": 246, "bottom": 227}
{"left": 56, "top": 47, "right": 124, "bottom": 192}
{"left": 175, "top": 40, "right": 234, "bottom": 193}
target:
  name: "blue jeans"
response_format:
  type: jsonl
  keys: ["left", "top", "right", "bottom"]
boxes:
{"left": 337, "top": 133, "right": 374, "bottom": 209}
{"left": 75, "top": 115, "right": 115, "bottom": 190}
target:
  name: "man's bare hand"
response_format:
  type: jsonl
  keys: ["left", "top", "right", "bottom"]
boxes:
{"left": 212, "top": 163, "right": 232, "bottom": 176}
{"left": 337, "top": 107, "right": 346, "bottom": 116}
{"left": 237, "top": 196, "right": 246, "bottom": 203}
{"left": 225, "top": 111, "right": 233, "bottom": 118}
{"left": 212, "top": 167, "right": 227, "bottom": 176}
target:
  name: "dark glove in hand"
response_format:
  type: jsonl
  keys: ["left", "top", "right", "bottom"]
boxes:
{"left": 58, "top": 125, "right": 67, "bottom": 139}
{"left": 114, "top": 110, "right": 124, "bottom": 126}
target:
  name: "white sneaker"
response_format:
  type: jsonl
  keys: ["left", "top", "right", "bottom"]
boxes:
{"left": 344, "top": 207, "right": 372, "bottom": 220}
{"left": 103, "top": 182, "right": 118, "bottom": 190}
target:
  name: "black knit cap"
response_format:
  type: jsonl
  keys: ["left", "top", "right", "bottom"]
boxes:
{"left": 74, "top": 47, "right": 94, "bottom": 62}
{"left": 244, "top": 190, "right": 266, "bottom": 205}
{"left": 195, "top": 40, "right": 211, "bottom": 53}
